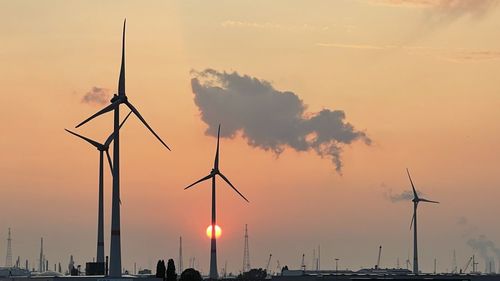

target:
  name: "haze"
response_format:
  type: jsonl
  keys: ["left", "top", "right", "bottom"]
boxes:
{"left": 0, "top": 0, "right": 499, "bottom": 275}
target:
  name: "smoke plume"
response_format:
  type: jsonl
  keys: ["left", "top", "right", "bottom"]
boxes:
{"left": 81, "top": 87, "right": 111, "bottom": 106}
{"left": 467, "top": 235, "right": 500, "bottom": 272}
{"left": 190, "top": 69, "right": 371, "bottom": 173}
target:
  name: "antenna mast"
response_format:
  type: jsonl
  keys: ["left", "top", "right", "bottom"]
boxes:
{"left": 242, "top": 224, "right": 251, "bottom": 272}
{"left": 5, "top": 228, "right": 12, "bottom": 267}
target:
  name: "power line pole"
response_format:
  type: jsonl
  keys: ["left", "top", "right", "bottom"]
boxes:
{"left": 5, "top": 228, "right": 12, "bottom": 267}
{"left": 242, "top": 224, "right": 250, "bottom": 272}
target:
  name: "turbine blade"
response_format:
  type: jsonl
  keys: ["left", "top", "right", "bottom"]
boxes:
{"left": 406, "top": 168, "right": 419, "bottom": 199}
{"left": 118, "top": 19, "right": 126, "bottom": 96}
{"left": 105, "top": 150, "right": 113, "bottom": 174}
{"left": 65, "top": 129, "right": 102, "bottom": 149}
{"left": 410, "top": 212, "right": 415, "bottom": 230}
{"left": 185, "top": 174, "right": 213, "bottom": 190}
{"left": 420, "top": 198, "right": 439, "bottom": 204}
{"left": 218, "top": 172, "right": 249, "bottom": 203}
{"left": 125, "top": 101, "right": 171, "bottom": 150}
{"left": 75, "top": 100, "right": 120, "bottom": 128}
{"left": 104, "top": 111, "right": 132, "bottom": 147}
{"left": 214, "top": 124, "right": 220, "bottom": 169}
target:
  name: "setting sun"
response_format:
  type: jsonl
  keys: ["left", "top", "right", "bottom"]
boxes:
{"left": 206, "top": 225, "right": 222, "bottom": 239}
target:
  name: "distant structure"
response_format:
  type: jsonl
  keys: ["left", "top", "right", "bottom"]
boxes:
{"left": 375, "top": 246, "right": 382, "bottom": 269}
{"left": 179, "top": 236, "right": 183, "bottom": 275}
{"left": 39, "top": 238, "right": 44, "bottom": 272}
{"left": 265, "top": 254, "right": 272, "bottom": 274}
{"left": 452, "top": 250, "right": 457, "bottom": 273}
{"left": 406, "top": 169, "right": 439, "bottom": 274}
{"left": 5, "top": 228, "right": 12, "bottom": 267}
{"left": 317, "top": 245, "right": 321, "bottom": 270}
{"left": 68, "top": 255, "right": 75, "bottom": 274}
{"left": 243, "top": 224, "right": 251, "bottom": 272}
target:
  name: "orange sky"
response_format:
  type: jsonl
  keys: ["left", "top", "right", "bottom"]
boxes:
{"left": 0, "top": 0, "right": 500, "bottom": 275}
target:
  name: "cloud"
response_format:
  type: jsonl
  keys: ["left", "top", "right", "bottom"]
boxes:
{"left": 368, "top": 0, "right": 499, "bottom": 19}
{"left": 190, "top": 69, "right": 371, "bottom": 173}
{"left": 384, "top": 189, "right": 422, "bottom": 202}
{"left": 316, "top": 43, "right": 396, "bottom": 50}
{"left": 220, "top": 20, "right": 333, "bottom": 32}
{"left": 317, "top": 43, "right": 500, "bottom": 63}
{"left": 457, "top": 216, "right": 468, "bottom": 225}
{"left": 81, "top": 87, "right": 111, "bottom": 106}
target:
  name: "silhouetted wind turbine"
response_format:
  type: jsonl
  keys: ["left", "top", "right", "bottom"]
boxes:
{"left": 65, "top": 111, "right": 131, "bottom": 265}
{"left": 75, "top": 20, "right": 170, "bottom": 277}
{"left": 406, "top": 168, "right": 439, "bottom": 275}
{"left": 185, "top": 125, "right": 249, "bottom": 280}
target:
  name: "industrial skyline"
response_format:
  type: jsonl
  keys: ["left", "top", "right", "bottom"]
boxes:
{"left": 1, "top": 0, "right": 500, "bottom": 276}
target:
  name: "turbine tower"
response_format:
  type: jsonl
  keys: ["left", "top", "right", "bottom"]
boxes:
{"left": 66, "top": 111, "right": 131, "bottom": 264}
{"left": 242, "top": 224, "right": 250, "bottom": 273}
{"left": 5, "top": 228, "right": 12, "bottom": 267}
{"left": 406, "top": 168, "right": 439, "bottom": 274}
{"left": 185, "top": 125, "right": 249, "bottom": 279}
{"left": 75, "top": 20, "right": 170, "bottom": 277}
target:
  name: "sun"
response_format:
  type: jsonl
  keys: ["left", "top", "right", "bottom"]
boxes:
{"left": 206, "top": 225, "right": 222, "bottom": 239}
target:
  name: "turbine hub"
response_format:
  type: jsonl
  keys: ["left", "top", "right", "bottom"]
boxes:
{"left": 110, "top": 94, "right": 119, "bottom": 102}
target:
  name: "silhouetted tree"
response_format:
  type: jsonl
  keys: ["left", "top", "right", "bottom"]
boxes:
{"left": 180, "top": 268, "right": 202, "bottom": 281}
{"left": 237, "top": 268, "right": 267, "bottom": 281}
{"left": 156, "top": 260, "right": 166, "bottom": 279}
{"left": 166, "top": 259, "right": 177, "bottom": 281}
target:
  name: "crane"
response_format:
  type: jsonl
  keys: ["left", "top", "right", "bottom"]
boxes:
{"left": 375, "top": 246, "right": 382, "bottom": 269}
{"left": 265, "top": 254, "right": 272, "bottom": 274}
{"left": 462, "top": 256, "right": 473, "bottom": 273}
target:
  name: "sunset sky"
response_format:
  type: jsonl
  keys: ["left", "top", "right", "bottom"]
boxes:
{"left": 1, "top": 0, "right": 500, "bottom": 275}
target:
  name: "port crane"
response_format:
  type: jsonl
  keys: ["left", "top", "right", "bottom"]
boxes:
{"left": 265, "top": 254, "right": 272, "bottom": 274}
{"left": 462, "top": 256, "right": 474, "bottom": 273}
{"left": 375, "top": 246, "right": 382, "bottom": 269}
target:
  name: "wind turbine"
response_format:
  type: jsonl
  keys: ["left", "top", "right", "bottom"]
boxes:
{"left": 406, "top": 168, "right": 439, "bottom": 275}
{"left": 185, "top": 125, "right": 249, "bottom": 280}
{"left": 65, "top": 111, "right": 132, "bottom": 265}
{"left": 75, "top": 20, "right": 170, "bottom": 277}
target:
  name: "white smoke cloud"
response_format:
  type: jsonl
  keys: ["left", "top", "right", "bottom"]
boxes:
{"left": 190, "top": 69, "right": 371, "bottom": 173}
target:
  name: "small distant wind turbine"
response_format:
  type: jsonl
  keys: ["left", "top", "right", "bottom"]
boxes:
{"left": 185, "top": 125, "right": 249, "bottom": 279}
{"left": 406, "top": 168, "right": 439, "bottom": 275}
{"left": 65, "top": 111, "right": 131, "bottom": 264}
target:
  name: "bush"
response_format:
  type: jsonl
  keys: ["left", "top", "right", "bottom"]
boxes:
{"left": 180, "top": 268, "right": 203, "bottom": 281}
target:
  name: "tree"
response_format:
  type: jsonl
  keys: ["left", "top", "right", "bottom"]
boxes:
{"left": 166, "top": 259, "right": 177, "bottom": 281}
{"left": 180, "top": 268, "right": 203, "bottom": 281}
{"left": 156, "top": 260, "right": 166, "bottom": 279}
{"left": 237, "top": 268, "right": 267, "bottom": 281}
